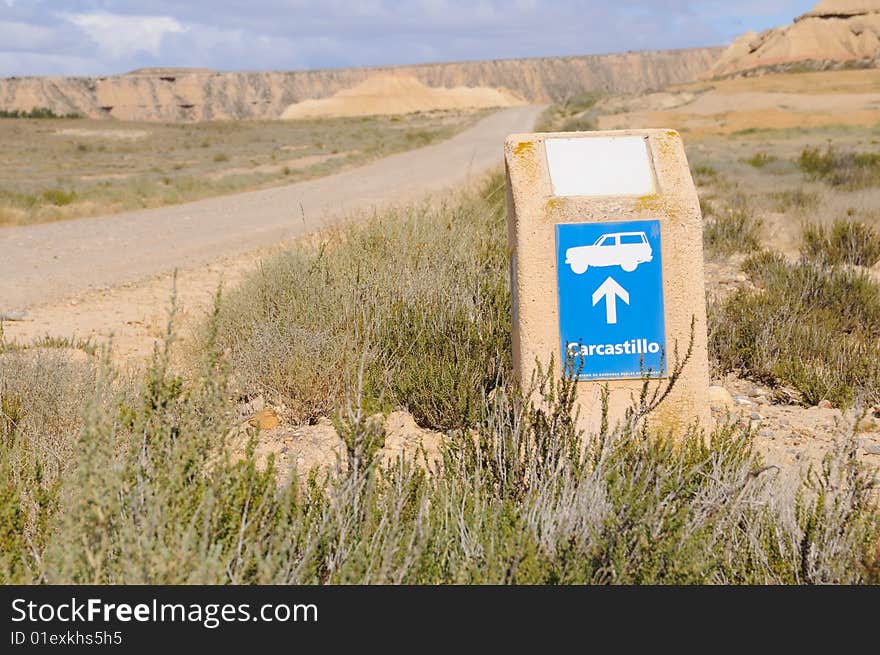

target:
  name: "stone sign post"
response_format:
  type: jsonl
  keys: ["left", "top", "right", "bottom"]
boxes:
{"left": 504, "top": 129, "right": 711, "bottom": 434}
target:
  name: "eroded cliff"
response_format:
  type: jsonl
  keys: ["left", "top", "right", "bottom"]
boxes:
{"left": 0, "top": 48, "right": 721, "bottom": 122}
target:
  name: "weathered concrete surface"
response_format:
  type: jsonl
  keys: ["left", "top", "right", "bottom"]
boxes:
{"left": 0, "top": 105, "right": 542, "bottom": 312}
{"left": 504, "top": 129, "right": 711, "bottom": 436}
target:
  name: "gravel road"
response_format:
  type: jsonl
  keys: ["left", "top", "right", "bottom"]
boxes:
{"left": 0, "top": 105, "right": 542, "bottom": 312}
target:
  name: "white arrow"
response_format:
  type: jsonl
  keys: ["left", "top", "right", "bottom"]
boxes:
{"left": 592, "top": 276, "right": 629, "bottom": 324}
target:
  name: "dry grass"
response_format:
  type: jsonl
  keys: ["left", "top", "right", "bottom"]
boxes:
{"left": 798, "top": 146, "right": 880, "bottom": 190}
{"left": 1, "top": 303, "right": 876, "bottom": 584}
{"left": 676, "top": 68, "right": 880, "bottom": 95}
{"left": 0, "top": 348, "right": 100, "bottom": 581}
{"left": 204, "top": 176, "right": 510, "bottom": 429}
{"left": 690, "top": 124, "right": 880, "bottom": 256}
{"left": 802, "top": 219, "right": 880, "bottom": 267}
{"left": 697, "top": 124, "right": 880, "bottom": 408}
{"left": 1, "top": 99, "right": 879, "bottom": 586}
{"left": 710, "top": 251, "right": 880, "bottom": 407}
{"left": 702, "top": 193, "right": 763, "bottom": 255}
{"left": 0, "top": 109, "right": 487, "bottom": 227}
{"left": 535, "top": 91, "right": 601, "bottom": 132}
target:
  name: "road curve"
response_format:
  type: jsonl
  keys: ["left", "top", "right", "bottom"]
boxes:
{"left": 1, "top": 105, "right": 542, "bottom": 312}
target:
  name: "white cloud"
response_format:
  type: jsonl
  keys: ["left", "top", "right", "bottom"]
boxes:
{"left": 0, "top": 1, "right": 817, "bottom": 77}
{"left": 62, "top": 11, "right": 187, "bottom": 60}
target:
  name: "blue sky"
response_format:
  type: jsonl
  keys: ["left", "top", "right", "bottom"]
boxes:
{"left": 0, "top": 1, "right": 817, "bottom": 77}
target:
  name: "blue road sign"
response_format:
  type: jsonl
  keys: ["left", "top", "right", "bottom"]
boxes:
{"left": 555, "top": 219, "right": 666, "bottom": 380}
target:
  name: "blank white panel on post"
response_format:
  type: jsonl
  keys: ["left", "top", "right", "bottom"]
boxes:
{"left": 544, "top": 136, "right": 655, "bottom": 197}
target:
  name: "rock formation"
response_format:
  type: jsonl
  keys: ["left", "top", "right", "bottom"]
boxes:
{"left": 0, "top": 47, "right": 721, "bottom": 122}
{"left": 707, "top": 0, "right": 880, "bottom": 77}
{"left": 280, "top": 74, "right": 524, "bottom": 119}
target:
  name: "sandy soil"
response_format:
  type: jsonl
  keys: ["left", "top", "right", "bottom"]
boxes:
{"left": 684, "top": 68, "right": 880, "bottom": 94}
{"left": 54, "top": 128, "right": 150, "bottom": 140}
{"left": 704, "top": 264, "right": 880, "bottom": 473}
{"left": 0, "top": 105, "right": 543, "bottom": 363}
{"left": 281, "top": 74, "right": 524, "bottom": 119}
{"left": 598, "top": 69, "right": 880, "bottom": 137}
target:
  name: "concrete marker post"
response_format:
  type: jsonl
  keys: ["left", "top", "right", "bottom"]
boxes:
{"left": 504, "top": 129, "right": 711, "bottom": 435}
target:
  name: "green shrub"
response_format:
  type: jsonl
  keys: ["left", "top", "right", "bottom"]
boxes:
{"left": 559, "top": 115, "right": 597, "bottom": 132}
{"left": 0, "top": 350, "right": 97, "bottom": 582}
{"left": 703, "top": 194, "right": 763, "bottom": 256}
{"left": 710, "top": 250, "right": 880, "bottom": 407}
{"left": 798, "top": 146, "right": 880, "bottom": 189}
{"left": 41, "top": 189, "right": 77, "bottom": 206}
{"left": 802, "top": 219, "right": 880, "bottom": 267}
{"left": 0, "top": 107, "right": 81, "bottom": 119}
{"left": 692, "top": 164, "right": 718, "bottom": 185}
{"left": 799, "top": 146, "right": 834, "bottom": 178}
{"left": 536, "top": 91, "right": 602, "bottom": 132}
{"left": 771, "top": 188, "right": 818, "bottom": 213}
{"left": 2, "top": 173, "right": 878, "bottom": 585}
{"left": 206, "top": 175, "right": 511, "bottom": 429}
{"left": 403, "top": 129, "right": 440, "bottom": 146}
{"left": 744, "top": 151, "right": 776, "bottom": 168}
{"left": 14, "top": 336, "right": 878, "bottom": 584}
{"left": 564, "top": 91, "right": 603, "bottom": 115}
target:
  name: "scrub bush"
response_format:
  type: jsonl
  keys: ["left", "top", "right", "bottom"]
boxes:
{"left": 206, "top": 176, "right": 511, "bottom": 429}
{"left": 536, "top": 92, "right": 602, "bottom": 132}
{"left": 9, "top": 335, "right": 876, "bottom": 584}
{"left": 0, "top": 350, "right": 98, "bottom": 582}
{"left": 798, "top": 146, "right": 880, "bottom": 189}
{"left": 744, "top": 151, "right": 776, "bottom": 168}
{"left": 2, "top": 173, "right": 877, "bottom": 586}
{"left": 703, "top": 193, "right": 763, "bottom": 256}
{"left": 710, "top": 250, "right": 880, "bottom": 407}
{"left": 802, "top": 219, "right": 880, "bottom": 267}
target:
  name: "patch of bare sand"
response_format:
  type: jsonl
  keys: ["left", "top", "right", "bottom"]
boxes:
{"left": 281, "top": 74, "right": 524, "bottom": 119}
{"left": 597, "top": 70, "right": 880, "bottom": 137}
{"left": 0, "top": 236, "right": 308, "bottom": 368}
{"left": 55, "top": 128, "right": 149, "bottom": 140}
{"left": 233, "top": 410, "right": 447, "bottom": 487}
{"left": 681, "top": 68, "right": 880, "bottom": 95}
{"left": 704, "top": 263, "right": 880, "bottom": 475}
{"left": 710, "top": 376, "right": 880, "bottom": 475}
{"left": 78, "top": 172, "right": 134, "bottom": 182}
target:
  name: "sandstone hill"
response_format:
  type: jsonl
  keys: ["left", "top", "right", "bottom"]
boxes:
{"left": 280, "top": 74, "right": 524, "bottom": 119}
{"left": 707, "top": 0, "right": 880, "bottom": 77}
{"left": 0, "top": 48, "right": 720, "bottom": 122}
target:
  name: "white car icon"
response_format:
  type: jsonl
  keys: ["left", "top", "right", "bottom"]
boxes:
{"left": 565, "top": 231, "right": 653, "bottom": 274}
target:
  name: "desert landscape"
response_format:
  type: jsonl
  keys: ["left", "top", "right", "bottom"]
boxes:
{"left": 0, "top": 106, "right": 490, "bottom": 227}
{"left": 0, "top": 47, "right": 719, "bottom": 121}
{"left": 1, "top": 0, "right": 880, "bottom": 585}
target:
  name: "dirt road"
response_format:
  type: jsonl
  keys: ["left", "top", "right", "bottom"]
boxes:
{"left": 1, "top": 105, "right": 542, "bottom": 313}
{"left": 0, "top": 105, "right": 541, "bottom": 360}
